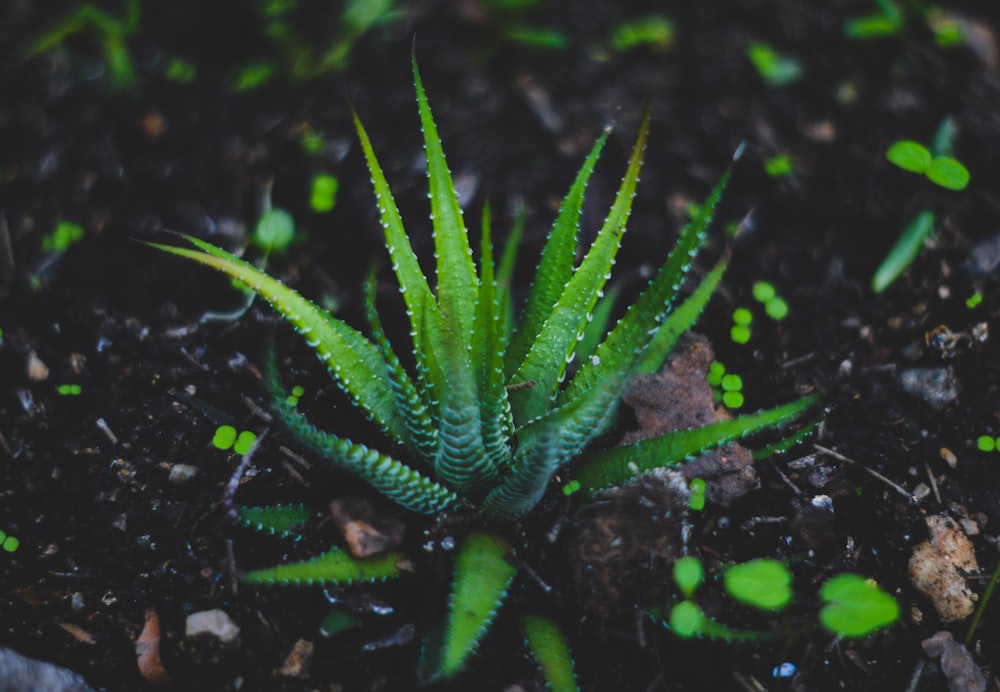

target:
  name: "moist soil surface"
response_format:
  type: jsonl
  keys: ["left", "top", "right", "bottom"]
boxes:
{"left": 3, "top": 1, "right": 1000, "bottom": 690}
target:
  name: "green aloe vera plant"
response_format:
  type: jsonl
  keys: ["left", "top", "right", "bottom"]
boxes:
{"left": 149, "top": 59, "right": 817, "bottom": 687}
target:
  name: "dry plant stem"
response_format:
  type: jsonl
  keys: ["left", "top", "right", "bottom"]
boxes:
{"left": 223, "top": 428, "right": 268, "bottom": 518}
{"left": 813, "top": 444, "right": 915, "bottom": 502}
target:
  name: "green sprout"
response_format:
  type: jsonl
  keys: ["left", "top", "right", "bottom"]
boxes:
{"left": 150, "top": 59, "right": 817, "bottom": 686}
{"left": 688, "top": 478, "right": 707, "bottom": 511}
{"left": 752, "top": 281, "right": 776, "bottom": 303}
{"left": 285, "top": 384, "right": 306, "bottom": 407}
{"left": 310, "top": 174, "right": 339, "bottom": 213}
{"left": 41, "top": 221, "right": 84, "bottom": 254}
{"left": 721, "top": 374, "right": 744, "bottom": 410}
{"left": 232, "top": 61, "right": 276, "bottom": 91}
{"left": 664, "top": 556, "right": 896, "bottom": 641}
{"left": 764, "top": 154, "right": 795, "bottom": 178}
{"left": 213, "top": 425, "right": 257, "bottom": 454}
{"left": 873, "top": 122, "right": 969, "bottom": 293}
{"left": 886, "top": 140, "right": 969, "bottom": 191}
{"left": 724, "top": 559, "right": 792, "bottom": 610}
{"left": 609, "top": 16, "right": 675, "bottom": 52}
{"left": 818, "top": 573, "right": 899, "bottom": 637}
{"left": 163, "top": 56, "right": 197, "bottom": 83}
{"left": 0, "top": 529, "right": 20, "bottom": 553}
{"left": 57, "top": 384, "right": 82, "bottom": 396}
{"left": 731, "top": 307, "right": 753, "bottom": 344}
{"left": 252, "top": 208, "right": 296, "bottom": 253}
{"left": 977, "top": 435, "right": 998, "bottom": 453}
{"left": 752, "top": 281, "right": 788, "bottom": 321}
{"left": 746, "top": 41, "right": 803, "bottom": 87}
{"left": 966, "top": 292, "right": 983, "bottom": 309}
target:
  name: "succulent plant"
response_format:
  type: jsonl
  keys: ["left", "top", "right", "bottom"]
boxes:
{"left": 148, "top": 59, "right": 817, "bottom": 688}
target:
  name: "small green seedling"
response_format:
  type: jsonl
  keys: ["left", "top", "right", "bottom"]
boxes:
{"left": 818, "top": 573, "right": 899, "bottom": 637}
{"left": 163, "top": 56, "right": 197, "bottom": 83}
{"left": 752, "top": 281, "right": 788, "bottom": 321}
{"left": 57, "top": 384, "right": 82, "bottom": 396}
{"left": 746, "top": 42, "right": 803, "bottom": 87}
{"left": 310, "top": 174, "right": 339, "bottom": 213}
{"left": 886, "top": 140, "right": 969, "bottom": 191}
{"left": 253, "top": 208, "right": 296, "bottom": 253}
{"left": 42, "top": 221, "right": 84, "bottom": 254}
{"left": 707, "top": 361, "right": 743, "bottom": 409}
{"left": 688, "top": 478, "right": 707, "bottom": 511}
{"left": 561, "top": 479, "right": 582, "bottom": 497}
{"left": 609, "top": 16, "right": 675, "bottom": 52}
{"left": 232, "top": 61, "right": 276, "bottom": 91}
{"left": 213, "top": 425, "right": 258, "bottom": 455}
{"left": 966, "top": 292, "right": 983, "bottom": 309}
{"left": 764, "top": 154, "right": 795, "bottom": 178}
{"left": 873, "top": 125, "right": 969, "bottom": 293}
{"left": 977, "top": 435, "right": 1000, "bottom": 453}
{"left": 731, "top": 308, "right": 752, "bottom": 345}
{"left": 0, "top": 529, "right": 20, "bottom": 553}
{"left": 285, "top": 384, "right": 306, "bottom": 407}
{"left": 664, "top": 556, "right": 897, "bottom": 641}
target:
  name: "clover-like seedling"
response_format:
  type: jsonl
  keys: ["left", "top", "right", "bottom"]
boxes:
{"left": 731, "top": 308, "right": 752, "bottom": 345}
{"left": 818, "top": 573, "right": 899, "bottom": 638}
{"left": 163, "top": 56, "right": 197, "bottom": 84}
{"left": 886, "top": 140, "right": 969, "bottom": 191}
{"left": 688, "top": 478, "right": 707, "bottom": 511}
{"left": 0, "top": 529, "right": 20, "bottom": 553}
{"left": 253, "top": 208, "right": 296, "bottom": 253}
{"left": 764, "top": 154, "right": 795, "bottom": 178}
{"left": 747, "top": 42, "right": 803, "bottom": 87}
{"left": 57, "top": 384, "right": 82, "bottom": 396}
{"left": 212, "top": 425, "right": 258, "bottom": 456}
{"left": 310, "top": 174, "right": 339, "bottom": 213}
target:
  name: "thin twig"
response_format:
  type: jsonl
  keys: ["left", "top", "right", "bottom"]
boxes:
{"left": 813, "top": 444, "right": 915, "bottom": 503}
{"left": 924, "top": 460, "right": 942, "bottom": 504}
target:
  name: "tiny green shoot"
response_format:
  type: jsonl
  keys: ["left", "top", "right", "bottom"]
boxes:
{"left": 843, "top": 0, "right": 903, "bottom": 39}
{"left": 163, "top": 56, "right": 197, "bottom": 83}
{"left": 42, "top": 221, "right": 84, "bottom": 253}
{"left": 731, "top": 307, "right": 753, "bottom": 345}
{"left": 688, "top": 478, "right": 706, "bottom": 511}
{"left": 609, "top": 16, "right": 675, "bottom": 52}
{"left": 233, "top": 61, "right": 276, "bottom": 91}
{"left": 0, "top": 529, "right": 20, "bottom": 553}
{"left": 310, "top": 174, "right": 339, "bottom": 213}
{"left": 818, "top": 573, "right": 899, "bottom": 637}
{"left": 764, "top": 296, "right": 788, "bottom": 321}
{"left": 977, "top": 436, "right": 997, "bottom": 452}
{"left": 966, "top": 292, "right": 983, "bottom": 309}
{"left": 57, "top": 384, "right": 82, "bottom": 396}
{"left": 764, "top": 154, "right": 795, "bottom": 178}
{"left": 285, "top": 384, "right": 306, "bottom": 406}
{"left": 752, "top": 281, "right": 776, "bottom": 303}
{"left": 871, "top": 210, "right": 935, "bottom": 293}
{"left": 747, "top": 42, "right": 803, "bottom": 87}
{"left": 561, "top": 479, "right": 581, "bottom": 497}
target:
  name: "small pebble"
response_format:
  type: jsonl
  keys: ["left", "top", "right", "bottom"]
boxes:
{"left": 168, "top": 464, "right": 199, "bottom": 483}
{"left": 185, "top": 609, "right": 240, "bottom": 645}
{"left": 897, "top": 367, "right": 959, "bottom": 410}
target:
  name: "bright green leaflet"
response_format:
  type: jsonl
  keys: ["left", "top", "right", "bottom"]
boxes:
{"left": 818, "top": 573, "right": 899, "bottom": 637}
{"left": 522, "top": 614, "right": 580, "bottom": 692}
{"left": 886, "top": 140, "right": 931, "bottom": 173}
{"left": 723, "top": 559, "right": 793, "bottom": 611}
{"left": 673, "top": 555, "right": 704, "bottom": 598}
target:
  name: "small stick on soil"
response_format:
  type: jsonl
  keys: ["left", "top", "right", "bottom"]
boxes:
{"left": 813, "top": 444, "right": 915, "bottom": 503}
{"left": 223, "top": 428, "right": 268, "bottom": 518}
{"left": 923, "top": 460, "right": 942, "bottom": 504}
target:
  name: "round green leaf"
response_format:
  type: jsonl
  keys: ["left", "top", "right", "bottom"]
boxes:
{"left": 673, "top": 556, "right": 704, "bottom": 598}
{"left": 669, "top": 600, "right": 706, "bottom": 638}
{"left": 819, "top": 573, "right": 899, "bottom": 638}
{"left": 723, "top": 559, "right": 792, "bottom": 610}
{"left": 254, "top": 208, "right": 296, "bottom": 251}
{"left": 886, "top": 140, "right": 931, "bottom": 174}
{"left": 925, "top": 157, "right": 970, "bottom": 191}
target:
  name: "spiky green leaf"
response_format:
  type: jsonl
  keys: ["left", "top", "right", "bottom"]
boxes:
{"left": 506, "top": 132, "right": 609, "bottom": 372}
{"left": 510, "top": 108, "right": 650, "bottom": 421}
{"left": 237, "top": 504, "right": 311, "bottom": 538}
{"left": 243, "top": 546, "right": 402, "bottom": 585}
{"left": 145, "top": 236, "right": 407, "bottom": 442}
{"left": 572, "top": 394, "right": 820, "bottom": 496}
{"left": 436, "top": 533, "right": 517, "bottom": 679}
{"left": 522, "top": 615, "right": 580, "bottom": 692}
{"left": 413, "top": 58, "right": 479, "bottom": 345}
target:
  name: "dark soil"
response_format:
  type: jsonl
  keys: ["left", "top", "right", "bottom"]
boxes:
{"left": 3, "top": 1, "right": 1000, "bottom": 690}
